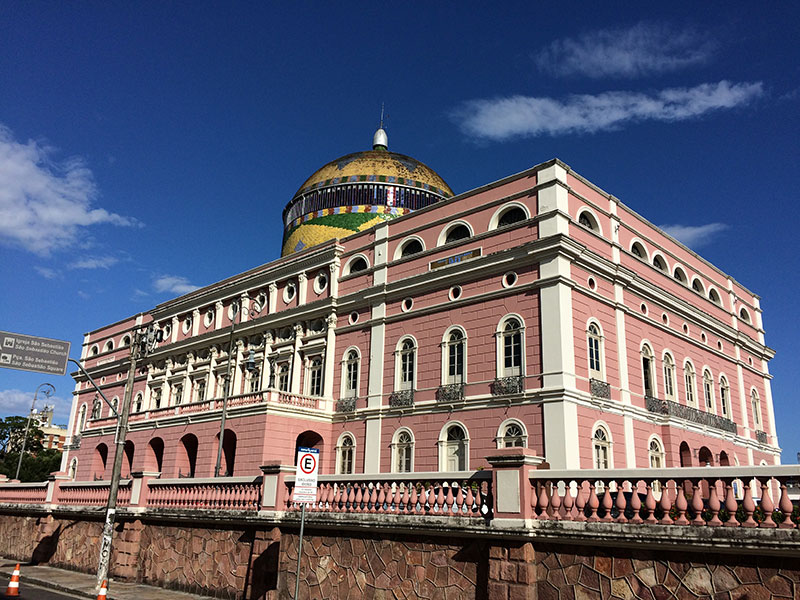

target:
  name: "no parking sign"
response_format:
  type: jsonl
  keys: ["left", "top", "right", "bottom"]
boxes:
{"left": 293, "top": 447, "right": 320, "bottom": 504}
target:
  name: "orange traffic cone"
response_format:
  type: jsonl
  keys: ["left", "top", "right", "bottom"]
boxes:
{"left": 96, "top": 578, "right": 108, "bottom": 599}
{"left": 5, "top": 563, "right": 20, "bottom": 596}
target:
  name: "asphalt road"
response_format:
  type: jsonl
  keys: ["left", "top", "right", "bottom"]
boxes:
{"left": 3, "top": 581, "right": 86, "bottom": 599}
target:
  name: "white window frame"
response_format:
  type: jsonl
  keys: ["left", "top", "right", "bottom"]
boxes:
{"left": 719, "top": 376, "right": 731, "bottom": 418}
{"left": 489, "top": 202, "right": 530, "bottom": 231}
{"left": 438, "top": 422, "right": 469, "bottom": 471}
{"left": 437, "top": 220, "right": 474, "bottom": 247}
{"left": 684, "top": 361, "right": 697, "bottom": 407}
{"left": 751, "top": 389, "right": 762, "bottom": 431}
{"left": 496, "top": 419, "right": 527, "bottom": 449}
{"left": 576, "top": 208, "right": 602, "bottom": 235}
{"left": 662, "top": 352, "right": 676, "bottom": 401}
{"left": 340, "top": 347, "right": 361, "bottom": 399}
{"left": 394, "top": 336, "right": 418, "bottom": 392}
{"left": 702, "top": 368, "right": 715, "bottom": 413}
{"left": 441, "top": 326, "right": 467, "bottom": 385}
{"left": 496, "top": 315, "right": 525, "bottom": 378}
{"left": 641, "top": 343, "right": 656, "bottom": 399}
{"left": 592, "top": 424, "right": 612, "bottom": 469}
{"left": 586, "top": 320, "right": 604, "bottom": 380}
{"left": 305, "top": 355, "right": 324, "bottom": 397}
{"left": 394, "top": 236, "right": 426, "bottom": 260}
{"left": 391, "top": 428, "right": 415, "bottom": 473}
{"left": 344, "top": 253, "right": 370, "bottom": 275}
{"left": 630, "top": 239, "right": 649, "bottom": 261}
{"left": 336, "top": 433, "right": 356, "bottom": 475}
{"left": 648, "top": 435, "right": 665, "bottom": 469}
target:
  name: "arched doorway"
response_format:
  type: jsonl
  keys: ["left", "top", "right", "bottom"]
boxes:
{"left": 178, "top": 434, "right": 199, "bottom": 478}
{"left": 123, "top": 440, "right": 135, "bottom": 478}
{"left": 92, "top": 443, "right": 108, "bottom": 479}
{"left": 719, "top": 450, "right": 730, "bottom": 466}
{"left": 146, "top": 437, "right": 164, "bottom": 473}
{"left": 215, "top": 430, "right": 237, "bottom": 476}
{"left": 698, "top": 446, "right": 714, "bottom": 466}
{"left": 679, "top": 442, "right": 692, "bottom": 467}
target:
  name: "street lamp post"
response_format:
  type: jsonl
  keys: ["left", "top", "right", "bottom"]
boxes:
{"left": 15, "top": 383, "right": 55, "bottom": 480}
{"left": 214, "top": 300, "right": 262, "bottom": 477}
{"left": 94, "top": 323, "right": 161, "bottom": 589}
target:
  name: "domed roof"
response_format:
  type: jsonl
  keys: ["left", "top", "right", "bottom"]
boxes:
{"left": 281, "top": 128, "right": 453, "bottom": 256}
{"left": 294, "top": 149, "right": 453, "bottom": 199}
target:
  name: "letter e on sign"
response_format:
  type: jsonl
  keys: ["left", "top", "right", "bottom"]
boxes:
{"left": 293, "top": 446, "right": 320, "bottom": 504}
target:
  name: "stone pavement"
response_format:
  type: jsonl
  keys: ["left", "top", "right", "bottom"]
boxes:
{"left": 0, "top": 560, "right": 215, "bottom": 599}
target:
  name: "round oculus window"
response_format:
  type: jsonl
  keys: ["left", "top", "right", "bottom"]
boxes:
{"left": 349, "top": 311, "right": 359, "bottom": 325}
{"left": 401, "top": 298, "right": 413, "bottom": 312}
{"left": 503, "top": 272, "right": 518, "bottom": 288}
{"left": 204, "top": 309, "right": 215, "bottom": 327}
{"left": 314, "top": 272, "right": 328, "bottom": 294}
{"left": 283, "top": 282, "right": 297, "bottom": 303}
{"left": 449, "top": 286, "right": 462, "bottom": 301}
{"left": 587, "top": 277, "right": 596, "bottom": 291}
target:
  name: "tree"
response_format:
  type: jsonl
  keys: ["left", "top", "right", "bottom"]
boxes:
{"left": 0, "top": 416, "right": 44, "bottom": 456}
{"left": 0, "top": 449, "right": 62, "bottom": 482}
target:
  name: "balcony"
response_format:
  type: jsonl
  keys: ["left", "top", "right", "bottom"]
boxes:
{"left": 646, "top": 396, "right": 737, "bottom": 434}
{"left": 755, "top": 430, "right": 768, "bottom": 445}
{"left": 436, "top": 383, "right": 465, "bottom": 402}
{"left": 388, "top": 389, "right": 414, "bottom": 408}
{"left": 335, "top": 397, "right": 357, "bottom": 413}
{"left": 491, "top": 376, "right": 524, "bottom": 396}
{"left": 590, "top": 378, "right": 611, "bottom": 399}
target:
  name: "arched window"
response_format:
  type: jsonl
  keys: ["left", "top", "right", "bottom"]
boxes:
{"left": 342, "top": 349, "right": 359, "bottom": 398}
{"left": 692, "top": 278, "right": 704, "bottom": 294}
{"left": 277, "top": 362, "right": 290, "bottom": 392}
{"left": 648, "top": 438, "right": 664, "bottom": 468}
{"left": 499, "top": 317, "right": 523, "bottom": 377}
{"left": 77, "top": 404, "right": 87, "bottom": 432}
{"left": 146, "top": 438, "right": 164, "bottom": 473}
{"left": 68, "top": 458, "right": 78, "bottom": 481}
{"left": 172, "top": 383, "right": 184, "bottom": 405}
{"left": 398, "top": 238, "right": 424, "bottom": 258}
{"left": 703, "top": 369, "right": 714, "bottom": 411}
{"left": 151, "top": 387, "right": 162, "bottom": 409}
{"left": 593, "top": 427, "right": 610, "bottom": 469}
{"left": 179, "top": 434, "right": 198, "bottom": 478}
{"left": 684, "top": 362, "right": 696, "bottom": 407}
{"left": 104, "top": 340, "right": 114, "bottom": 353}
{"left": 443, "top": 223, "right": 472, "bottom": 245}
{"left": 578, "top": 211, "right": 598, "bottom": 232}
{"left": 248, "top": 367, "right": 261, "bottom": 393}
{"left": 93, "top": 443, "right": 108, "bottom": 479}
{"left": 663, "top": 353, "right": 676, "bottom": 400}
{"left": 652, "top": 255, "right": 667, "bottom": 273}
{"left": 91, "top": 396, "right": 101, "bottom": 420}
{"left": 121, "top": 335, "right": 131, "bottom": 347}
{"left": 123, "top": 440, "right": 135, "bottom": 478}
{"left": 679, "top": 441, "right": 692, "bottom": 467}
{"left": 444, "top": 329, "right": 466, "bottom": 384}
{"left": 392, "top": 429, "right": 414, "bottom": 473}
{"left": 751, "top": 389, "right": 762, "bottom": 430}
{"left": 719, "top": 377, "right": 730, "bottom": 418}
{"left": 216, "top": 429, "right": 237, "bottom": 476}
{"left": 497, "top": 206, "right": 527, "bottom": 228}
{"left": 396, "top": 338, "right": 416, "bottom": 391}
{"left": 194, "top": 379, "right": 206, "bottom": 402}
{"left": 89, "top": 345, "right": 99, "bottom": 357}
{"left": 631, "top": 242, "right": 646, "bottom": 260}
{"left": 739, "top": 307, "right": 751, "bottom": 323}
{"left": 133, "top": 393, "right": 143, "bottom": 413}
{"left": 337, "top": 434, "right": 355, "bottom": 475}
{"left": 587, "top": 323, "right": 603, "bottom": 378}
{"left": 641, "top": 345, "right": 655, "bottom": 398}
{"left": 348, "top": 256, "right": 369, "bottom": 274}
{"left": 306, "top": 356, "right": 323, "bottom": 397}
{"left": 673, "top": 267, "right": 687, "bottom": 284}
{"left": 499, "top": 421, "right": 526, "bottom": 448}
{"left": 440, "top": 424, "right": 468, "bottom": 471}
{"left": 709, "top": 289, "right": 722, "bottom": 306}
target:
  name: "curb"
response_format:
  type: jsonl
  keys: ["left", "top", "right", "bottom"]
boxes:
{"left": 1, "top": 568, "right": 94, "bottom": 598}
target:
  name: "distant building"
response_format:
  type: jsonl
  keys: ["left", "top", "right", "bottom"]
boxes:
{"left": 62, "top": 128, "right": 779, "bottom": 481}
{"left": 30, "top": 406, "right": 66, "bottom": 452}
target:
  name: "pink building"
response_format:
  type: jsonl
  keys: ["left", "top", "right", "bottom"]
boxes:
{"left": 62, "top": 129, "right": 779, "bottom": 484}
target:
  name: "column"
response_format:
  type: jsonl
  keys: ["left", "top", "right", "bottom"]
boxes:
{"left": 323, "top": 313, "right": 337, "bottom": 407}
{"left": 298, "top": 272, "right": 308, "bottom": 306}
{"left": 268, "top": 283, "right": 278, "bottom": 314}
{"left": 329, "top": 260, "right": 340, "bottom": 298}
{"left": 291, "top": 323, "right": 303, "bottom": 395}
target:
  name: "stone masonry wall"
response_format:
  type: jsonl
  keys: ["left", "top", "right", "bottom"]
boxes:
{"left": 0, "top": 514, "right": 43, "bottom": 562}
{"left": 280, "top": 529, "right": 486, "bottom": 599}
{"left": 535, "top": 543, "right": 800, "bottom": 600}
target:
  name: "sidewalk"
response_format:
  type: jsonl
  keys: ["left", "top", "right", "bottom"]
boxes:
{"left": 0, "top": 560, "right": 215, "bottom": 599}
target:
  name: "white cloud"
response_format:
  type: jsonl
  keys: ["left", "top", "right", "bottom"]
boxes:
{"left": 452, "top": 81, "right": 763, "bottom": 141}
{"left": 535, "top": 22, "right": 715, "bottom": 79}
{"left": 659, "top": 223, "right": 728, "bottom": 248}
{"left": 34, "top": 266, "right": 59, "bottom": 279}
{"left": 68, "top": 256, "right": 118, "bottom": 270}
{"left": 0, "top": 125, "right": 139, "bottom": 256}
{"left": 153, "top": 275, "right": 199, "bottom": 295}
{"left": 0, "top": 389, "right": 70, "bottom": 421}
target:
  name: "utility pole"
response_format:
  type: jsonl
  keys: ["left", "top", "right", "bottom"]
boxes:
{"left": 95, "top": 323, "right": 160, "bottom": 589}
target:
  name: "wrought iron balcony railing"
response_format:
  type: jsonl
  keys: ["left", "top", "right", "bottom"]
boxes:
{"left": 491, "top": 376, "right": 524, "bottom": 396}
{"left": 755, "top": 430, "right": 768, "bottom": 444}
{"left": 590, "top": 379, "right": 611, "bottom": 399}
{"left": 388, "top": 389, "right": 414, "bottom": 408}
{"left": 437, "top": 383, "right": 465, "bottom": 402}
{"left": 646, "top": 396, "right": 737, "bottom": 434}
{"left": 335, "top": 397, "right": 357, "bottom": 413}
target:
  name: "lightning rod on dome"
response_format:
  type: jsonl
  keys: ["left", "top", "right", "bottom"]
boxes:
{"left": 373, "top": 103, "right": 388, "bottom": 151}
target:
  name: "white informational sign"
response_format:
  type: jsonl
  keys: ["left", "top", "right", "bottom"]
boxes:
{"left": 293, "top": 446, "right": 320, "bottom": 504}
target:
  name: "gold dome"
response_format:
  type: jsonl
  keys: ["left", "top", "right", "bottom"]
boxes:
{"left": 294, "top": 150, "right": 453, "bottom": 199}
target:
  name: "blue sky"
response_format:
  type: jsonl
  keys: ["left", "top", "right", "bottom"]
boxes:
{"left": 0, "top": 3, "right": 797, "bottom": 461}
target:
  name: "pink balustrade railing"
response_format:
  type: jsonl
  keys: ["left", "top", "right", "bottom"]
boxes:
{"left": 285, "top": 472, "right": 492, "bottom": 518}
{"left": 147, "top": 476, "right": 262, "bottom": 510}
{"left": 273, "top": 391, "right": 319, "bottom": 409}
{"left": 0, "top": 481, "right": 48, "bottom": 504}
{"left": 56, "top": 480, "right": 131, "bottom": 506}
{"left": 528, "top": 466, "right": 799, "bottom": 529}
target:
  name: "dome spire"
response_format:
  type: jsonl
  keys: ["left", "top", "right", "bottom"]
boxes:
{"left": 373, "top": 103, "right": 388, "bottom": 151}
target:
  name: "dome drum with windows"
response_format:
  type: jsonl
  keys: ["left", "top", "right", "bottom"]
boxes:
{"left": 282, "top": 128, "right": 453, "bottom": 256}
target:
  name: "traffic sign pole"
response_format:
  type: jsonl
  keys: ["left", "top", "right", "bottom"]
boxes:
{"left": 293, "top": 447, "right": 319, "bottom": 598}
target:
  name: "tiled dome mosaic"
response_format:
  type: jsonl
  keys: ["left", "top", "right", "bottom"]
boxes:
{"left": 281, "top": 131, "right": 453, "bottom": 256}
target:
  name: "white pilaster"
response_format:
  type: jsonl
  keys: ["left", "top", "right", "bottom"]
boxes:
{"left": 536, "top": 163, "right": 570, "bottom": 237}
{"left": 323, "top": 313, "right": 337, "bottom": 408}
{"left": 191, "top": 309, "right": 200, "bottom": 337}
{"left": 298, "top": 272, "right": 308, "bottom": 306}
{"left": 291, "top": 324, "right": 303, "bottom": 395}
{"left": 268, "top": 283, "right": 278, "bottom": 314}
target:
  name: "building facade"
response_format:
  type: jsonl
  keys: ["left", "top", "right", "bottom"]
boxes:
{"left": 61, "top": 130, "right": 780, "bottom": 483}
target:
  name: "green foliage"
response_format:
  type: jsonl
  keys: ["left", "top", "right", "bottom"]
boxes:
{"left": 0, "top": 416, "right": 44, "bottom": 455}
{"left": 0, "top": 449, "right": 62, "bottom": 482}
